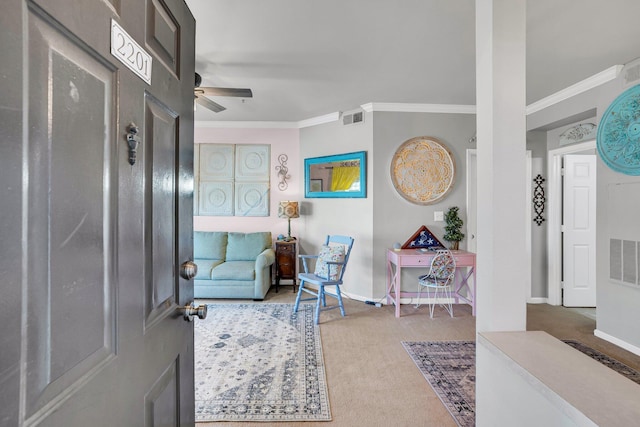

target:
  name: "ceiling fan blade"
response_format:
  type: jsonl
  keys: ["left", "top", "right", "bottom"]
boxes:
{"left": 199, "top": 87, "right": 253, "bottom": 98}
{"left": 195, "top": 95, "right": 226, "bottom": 113}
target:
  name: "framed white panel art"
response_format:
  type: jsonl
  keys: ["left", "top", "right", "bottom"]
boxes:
{"left": 194, "top": 144, "right": 270, "bottom": 216}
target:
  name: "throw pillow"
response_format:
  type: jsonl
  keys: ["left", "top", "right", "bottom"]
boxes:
{"left": 314, "top": 245, "right": 346, "bottom": 280}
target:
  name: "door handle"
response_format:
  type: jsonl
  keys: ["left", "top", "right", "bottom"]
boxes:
{"left": 181, "top": 303, "right": 207, "bottom": 321}
{"left": 180, "top": 260, "right": 198, "bottom": 280}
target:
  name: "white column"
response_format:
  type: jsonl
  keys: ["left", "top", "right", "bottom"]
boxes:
{"left": 475, "top": 0, "right": 527, "bottom": 332}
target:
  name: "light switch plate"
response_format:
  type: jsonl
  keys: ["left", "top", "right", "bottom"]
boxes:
{"left": 434, "top": 211, "right": 444, "bottom": 221}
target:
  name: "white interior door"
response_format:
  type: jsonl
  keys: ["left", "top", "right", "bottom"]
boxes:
{"left": 562, "top": 154, "right": 597, "bottom": 307}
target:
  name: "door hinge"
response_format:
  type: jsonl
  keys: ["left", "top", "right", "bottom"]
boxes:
{"left": 561, "top": 224, "right": 565, "bottom": 232}
{"left": 560, "top": 281, "right": 564, "bottom": 289}
{"left": 561, "top": 167, "right": 565, "bottom": 176}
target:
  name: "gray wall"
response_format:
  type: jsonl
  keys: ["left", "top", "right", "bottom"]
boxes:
{"left": 597, "top": 144, "right": 640, "bottom": 348}
{"left": 372, "top": 112, "right": 476, "bottom": 298}
{"left": 528, "top": 77, "right": 640, "bottom": 351}
{"left": 299, "top": 116, "right": 375, "bottom": 299}
{"left": 527, "top": 131, "right": 548, "bottom": 299}
{"left": 299, "top": 111, "right": 475, "bottom": 300}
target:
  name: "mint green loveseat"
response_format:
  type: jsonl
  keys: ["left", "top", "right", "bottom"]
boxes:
{"left": 193, "top": 231, "right": 275, "bottom": 300}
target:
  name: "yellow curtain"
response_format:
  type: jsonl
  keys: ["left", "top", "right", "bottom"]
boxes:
{"left": 331, "top": 166, "right": 359, "bottom": 191}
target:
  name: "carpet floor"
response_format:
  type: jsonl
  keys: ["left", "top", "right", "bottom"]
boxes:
{"left": 194, "top": 303, "right": 331, "bottom": 422}
{"left": 195, "top": 290, "right": 640, "bottom": 426}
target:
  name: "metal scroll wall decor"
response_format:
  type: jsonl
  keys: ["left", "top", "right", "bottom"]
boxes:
{"left": 390, "top": 136, "right": 455, "bottom": 205}
{"left": 597, "top": 84, "right": 640, "bottom": 175}
{"left": 532, "top": 174, "right": 545, "bottom": 226}
{"left": 275, "top": 154, "right": 291, "bottom": 191}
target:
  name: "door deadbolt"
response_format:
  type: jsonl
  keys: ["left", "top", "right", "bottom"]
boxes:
{"left": 181, "top": 303, "right": 207, "bottom": 322}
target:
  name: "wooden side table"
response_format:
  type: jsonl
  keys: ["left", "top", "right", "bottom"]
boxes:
{"left": 275, "top": 239, "right": 297, "bottom": 293}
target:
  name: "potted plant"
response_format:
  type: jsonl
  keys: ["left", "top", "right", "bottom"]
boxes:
{"left": 443, "top": 206, "right": 464, "bottom": 250}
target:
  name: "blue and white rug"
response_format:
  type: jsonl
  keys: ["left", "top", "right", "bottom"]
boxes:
{"left": 195, "top": 303, "right": 331, "bottom": 422}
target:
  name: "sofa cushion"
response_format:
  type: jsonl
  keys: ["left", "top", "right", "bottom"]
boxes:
{"left": 211, "top": 261, "right": 256, "bottom": 281}
{"left": 226, "top": 232, "right": 272, "bottom": 261}
{"left": 314, "top": 244, "right": 346, "bottom": 280}
{"left": 194, "top": 259, "right": 224, "bottom": 280}
{"left": 194, "top": 231, "right": 228, "bottom": 260}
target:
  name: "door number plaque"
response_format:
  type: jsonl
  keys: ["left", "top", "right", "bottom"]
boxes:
{"left": 110, "top": 19, "right": 152, "bottom": 84}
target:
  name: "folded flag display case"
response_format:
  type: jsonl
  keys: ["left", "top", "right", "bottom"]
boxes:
{"left": 401, "top": 225, "right": 446, "bottom": 250}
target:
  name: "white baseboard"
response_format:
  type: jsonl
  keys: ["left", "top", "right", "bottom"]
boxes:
{"left": 527, "top": 297, "right": 548, "bottom": 304}
{"left": 323, "top": 289, "right": 375, "bottom": 304}
{"left": 399, "top": 297, "right": 456, "bottom": 305}
{"left": 323, "top": 290, "right": 447, "bottom": 307}
{"left": 594, "top": 329, "right": 640, "bottom": 357}
{"left": 339, "top": 291, "right": 369, "bottom": 303}
{"left": 321, "top": 290, "right": 460, "bottom": 307}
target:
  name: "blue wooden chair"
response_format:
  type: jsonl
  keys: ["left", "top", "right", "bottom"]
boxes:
{"left": 293, "top": 235, "right": 355, "bottom": 324}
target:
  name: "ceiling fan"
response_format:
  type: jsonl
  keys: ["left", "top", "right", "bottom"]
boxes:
{"left": 194, "top": 72, "right": 253, "bottom": 113}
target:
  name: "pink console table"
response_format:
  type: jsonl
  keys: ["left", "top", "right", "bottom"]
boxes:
{"left": 386, "top": 248, "right": 476, "bottom": 317}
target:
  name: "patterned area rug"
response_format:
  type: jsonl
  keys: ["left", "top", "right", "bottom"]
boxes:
{"left": 195, "top": 303, "right": 331, "bottom": 422}
{"left": 402, "top": 341, "right": 475, "bottom": 427}
{"left": 562, "top": 340, "right": 640, "bottom": 385}
{"left": 403, "top": 340, "right": 640, "bottom": 427}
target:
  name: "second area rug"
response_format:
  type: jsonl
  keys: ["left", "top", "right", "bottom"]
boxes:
{"left": 402, "top": 341, "right": 475, "bottom": 427}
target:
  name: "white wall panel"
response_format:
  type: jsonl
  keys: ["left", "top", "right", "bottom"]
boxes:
{"left": 235, "top": 144, "right": 270, "bottom": 181}
{"left": 235, "top": 182, "right": 269, "bottom": 217}
{"left": 200, "top": 144, "right": 234, "bottom": 181}
{"left": 199, "top": 182, "right": 234, "bottom": 216}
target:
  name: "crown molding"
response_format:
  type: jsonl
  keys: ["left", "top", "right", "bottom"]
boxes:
{"left": 297, "top": 112, "right": 340, "bottom": 128}
{"left": 194, "top": 120, "right": 299, "bottom": 129}
{"left": 526, "top": 65, "right": 623, "bottom": 115}
{"left": 361, "top": 102, "right": 476, "bottom": 114}
{"left": 194, "top": 112, "right": 341, "bottom": 129}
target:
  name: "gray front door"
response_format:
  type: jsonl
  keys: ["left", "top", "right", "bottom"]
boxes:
{"left": 0, "top": 1, "right": 196, "bottom": 425}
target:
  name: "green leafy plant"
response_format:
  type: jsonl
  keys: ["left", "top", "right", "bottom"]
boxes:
{"left": 443, "top": 206, "right": 464, "bottom": 250}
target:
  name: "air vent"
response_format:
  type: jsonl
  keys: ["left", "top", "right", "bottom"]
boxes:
{"left": 610, "top": 238, "right": 640, "bottom": 286}
{"left": 342, "top": 110, "right": 364, "bottom": 126}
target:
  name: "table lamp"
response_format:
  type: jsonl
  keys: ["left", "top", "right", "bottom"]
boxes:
{"left": 278, "top": 201, "right": 299, "bottom": 241}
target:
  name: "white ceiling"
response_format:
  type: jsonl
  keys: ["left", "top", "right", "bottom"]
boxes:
{"left": 185, "top": 0, "right": 640, "bottom": 123}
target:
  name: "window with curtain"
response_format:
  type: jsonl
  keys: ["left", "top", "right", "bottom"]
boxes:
{"left": 330, "top": 166, "right": 360, "bottom": 191}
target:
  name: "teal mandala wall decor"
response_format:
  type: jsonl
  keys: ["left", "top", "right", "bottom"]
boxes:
{"left": 597, "top": 84, "right": 640, "bottom": 175}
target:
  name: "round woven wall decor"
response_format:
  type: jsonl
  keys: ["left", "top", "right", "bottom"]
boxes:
{"left": 390, "top": 136, "right": 455, "bottom": 205}
{"left": 597, "top": 84, "right": 640, "bottom": 175}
